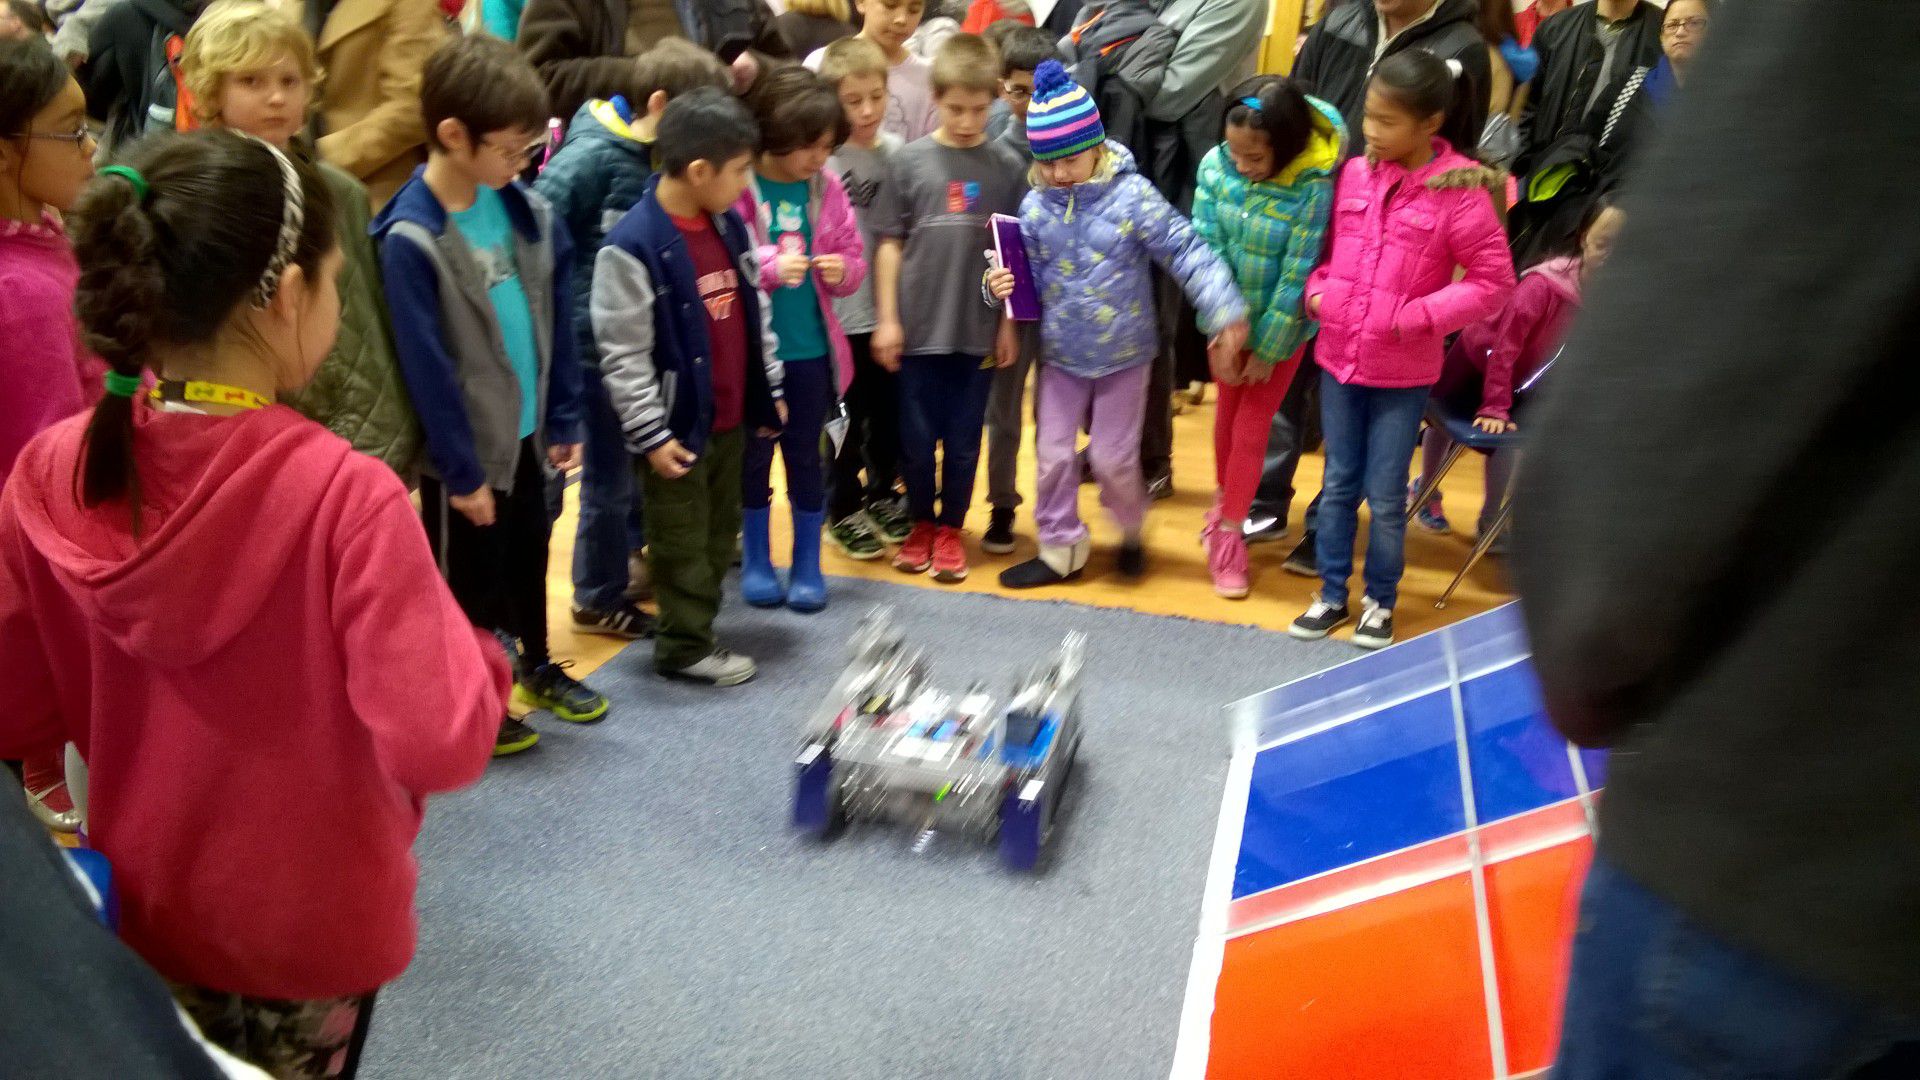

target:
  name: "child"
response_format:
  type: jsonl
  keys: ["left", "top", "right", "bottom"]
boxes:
{"left": 989, "top": 61, "right": 1245, "bottom": 587}
{"left": 180, "top": 0, "right": 421, "bottom": 481}
{"left": 536, "top": 38, "right": 729, "bottom": 639}
{"left": 595, "top": 88, "right": 786, "bottom": 686}
{"left": 735, "top": 64, "right": 867, "bottom": 613}
{"left": 804, "top": 0, "right": 937, "bottom": 144}
{"left": 1191, "top": 75, "right": 1342, "bottom": 599}
{"left": 0, "top": 37, "right": 95, "bottom": 832}
{"left": 871, "top": 32, "right": 1026, "bottom": 583}
{"left": 0, "top": 130, "right": 505, "bottom": 1077}
{"left": 375, "top": 36, "right": 605, "bottom": 753}
{"left": 978, "top": 23, "right": 1055, "bottom": 555}
{"left": 1290, "top": 51, "right": 1515, "bottom": 649}
{"left": 1415, "top": 195, "right": 1624, "bottom": 539}
{"left": 819, "top": 35, "right": 910, "bottom": 558}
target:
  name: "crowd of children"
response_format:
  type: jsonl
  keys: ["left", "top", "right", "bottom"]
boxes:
{"left": 0, "top": 0, "right": 1620, "bottom": 1070}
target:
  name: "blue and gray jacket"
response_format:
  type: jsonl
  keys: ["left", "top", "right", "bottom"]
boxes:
{"left": 534, "top": 97, "right": 655, "bottom": 369}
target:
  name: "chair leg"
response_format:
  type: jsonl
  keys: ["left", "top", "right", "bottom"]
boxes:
{"left": 1436, "top": 455, "right": 1521, "bottom": 610}
{"left": 1408, "top": 441, "right": 1466, "bottom": 514}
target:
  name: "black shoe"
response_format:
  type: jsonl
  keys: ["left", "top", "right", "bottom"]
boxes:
{"left": 571, "top": 603, "right": 656, "bottom": 640}
{"left": 981, "top": 507, "right": 1016, "bottom": 554}
{"left": 492, "top": 629, "right": 524, "bottom": 680}
{"left": 1289, "top": 595, "right": 1351, "bottom": 640}
{"left": 999, "top": 554, "right": 1081, "bottom": 589}
{"left": 494, "top": 717, "right": 539, "bottom": 757}
{"left": 1282, "top": 532, "right": 1317, "bottom": 576}
{"left": 1243, "top": 514, "right": 1289, "bottom": 545}
{"left": 1146, "top": 473, "right": 1173, "bottom": 501}
{"left": 1353, "top": 599, "right": 1394, "bottom": 650}
{"left": 1117, "top": 539, "right": 1146, "bottom": 578}
{"left": 514, "top": 662, "right": 610, "bottom": 723}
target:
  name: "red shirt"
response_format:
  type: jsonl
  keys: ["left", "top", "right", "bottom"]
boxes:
{"left": 672, "top": 212, "right": 750, "bottom": 434}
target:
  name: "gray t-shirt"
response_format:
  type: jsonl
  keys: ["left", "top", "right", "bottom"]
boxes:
{"left": 873, "top": 136, "right": 1028, "bottom": 358}
{"left": 828, "top": 133, "right": 901, "bottom": 336}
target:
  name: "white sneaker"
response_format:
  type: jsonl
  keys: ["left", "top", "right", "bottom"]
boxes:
{"left": 667, "top": 648, "right": 757, "bottom": 686}
{"left": 1353, "top": 598, "right": 1395, "bottom": 650}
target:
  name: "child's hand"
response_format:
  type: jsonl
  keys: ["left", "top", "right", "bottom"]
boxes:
{"left": 1212, "top": 319, "right": 1250, "bottom": 360}
{"left": 756, "top": 400, "right": 791, "bottom": 437}
{"left": 449, "top": 486, "right": 496, "bottom": 527}
{"left": 1241, "top": 354, "right": 1274, "bottom": 384}
{"left": 985, "top": 266, "right": 1016, "bottom": 301}
{"left": 1473, "top": 415, "right": 1515, "bottom": 434}
{"left": 647, "top": 439, "right": 698, "bottom": 479}
{"left": 873, "top": 320, "right": 904, "bottom": 372}
{"left": 1208, "top": 340, "right": 1242, "bottom": 386}
{"left": 1308, "top": 293, "right": 1323, "bottom": 317}
{"left": 813, "top": 255, "right": 845, "bottom": 287}
{"left": 547, "top": 442, "right": 582, "bottom": 471}
{"left": 994, "top": 320, "right": 1020, "bottom": 369}
{"left": 777, "top": 252, "right": 811, "bottom": 287}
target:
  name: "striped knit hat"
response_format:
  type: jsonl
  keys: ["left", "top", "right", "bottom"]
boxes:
{"left": 1026, "top": 59, "right": 1105, "bottom": 162}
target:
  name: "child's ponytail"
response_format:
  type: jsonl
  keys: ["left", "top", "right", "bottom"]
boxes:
{"left": 70, "top": 167, "right": 164, "bottom": 527}
{"left": 1223, "top": 75, "right": 1315, "bottom": 172}
{"left": 1371, "top": 50, "right": 1484, "bottom": 161}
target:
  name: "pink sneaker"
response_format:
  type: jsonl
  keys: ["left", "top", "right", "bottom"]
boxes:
{"left": 1206, "top": 521, "right": 1250, "bottom": 599}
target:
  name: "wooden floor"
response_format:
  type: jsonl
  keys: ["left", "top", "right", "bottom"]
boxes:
{"left": 547, "top": 391, "right": 1510, "bottom": 680}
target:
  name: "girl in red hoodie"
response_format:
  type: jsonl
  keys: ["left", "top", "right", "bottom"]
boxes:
{"left": 0, "top": 132, "right": 508, "bottom": 1078}
{"left": 1, "top": 38, "right": 97, "bottom": 834}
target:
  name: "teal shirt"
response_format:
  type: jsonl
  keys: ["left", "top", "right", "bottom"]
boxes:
{"left": 758, "top": 176, "right": 829, "bottom": 362}
{"left": 450, "top": 186, "right": 540, "bottom": 439}
{"left": 482, "top": 0, "right": 525, "bottom": 40}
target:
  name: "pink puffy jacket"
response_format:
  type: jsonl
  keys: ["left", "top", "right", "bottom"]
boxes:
{"left": 734, "top": 169, "right": 869, "bottom": 395}
{"left": 1306, "top": 140, "right": 1516, "bottom": 389}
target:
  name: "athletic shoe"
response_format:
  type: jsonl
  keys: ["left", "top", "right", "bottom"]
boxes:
{"left": 981, "top": 507, "right": 1016, "bottom": 554}
{"left": 1205, "top": 522, "right": 1250, "bottom": 599}
{"left": 1146, "top": 473, "right": 1173, "bottom": 501}
{"left": 665, "top": 648, "right": 757, "bottom": 687}
{"left": 493, "top": 629, "right": 524, "bottom": 680}
{"left": 625, "top": 549, "right": 654, "bottom": 602}
{"left": 931, "top": 525, "right": 969, "bottom": 583}
{"left": 893, "top": 521, "right": 936, "bottom": 574}
{"left": 828, "top": 512, "right": 885, "bottom": 560}
{"left": 1289, "top": 595, "right": 1352, "bottom": 640}
{"left": 866, "top": 496, "right": 913, "bottom": 545}
{"left": 1118, "top": 538, "right": 1146, "bottom": 579}
{"left": 571, "top": 603, "right": 656, "bottom": 640}
{"left": 1243, "top": 514, "right": 1289, "bottom": 545}
{"left": 513, "top": 662, "right": 610, "bottom": 723}
{"left": 494, "top": 717, "right": 540, "bottom": 756}
{"left": 1000, "top": 554, "right": 1077, "bottom": 588}
{"left": 1409, "top": 480, "right": 1449, "bottom": 534}
{"left": 24, "top": 776, "right": 80, "bottom": 833}
{"left": 1282, "top": 532, "right": 1318, "bottom": 577}
{"left": 1353, "top": 598, "right": 1394, "bottom": 650}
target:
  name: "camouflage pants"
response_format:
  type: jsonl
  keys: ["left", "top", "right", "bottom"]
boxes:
{"left": 170, "top": 983, "right": 377, "bottom": 1079}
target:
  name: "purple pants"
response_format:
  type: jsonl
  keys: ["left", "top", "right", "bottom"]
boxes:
{"left": 1033, "top": 362, "right": 1151, "bottom": 547}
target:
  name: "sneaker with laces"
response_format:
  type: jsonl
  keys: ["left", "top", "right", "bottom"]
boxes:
{"left": 571, "top": 603, "right": 657, "bottom": 640}
{"left": 1146, "top": 473, "right": 1173, "bottom": 501}
{"left": 1205, "top": 522, "right": 1250, "bottom": 599}
{"left": 981, "top": 507, "right": 1016, "bottom": 554}
{"left": 1408, "top": 480, "right": 1449, "bottom": 534}
{"left": 828, "top": 512, "right": 885, "bottom": 560}
{"left": 893, "top": 521, "right": 937, "bottom": 573}
{"left": 665, "top": 647, "right": 757, "bottom": 686}
{"left": 1243, "top": 515, "right": 1289, "bottom": 545}
{"left": 1289, "top": 594, "right": 1352, "bottom": 640}
{"left": 1282, "top": 532, "right": 1318, "bottom": 577}
{"left": 931, "top": 525, "right": 969, "bottom": 582}
{"left": 494, "top": 717, "right": 540, "bottom": 756}
{"left": 513, "top": 662, "right": 610, "bottom": 722}
{"left": 866, "top": 496, "right": 912, "bottom": 545}
{"left": 1353, "top": 598, "right": 1395, "bottom": 650}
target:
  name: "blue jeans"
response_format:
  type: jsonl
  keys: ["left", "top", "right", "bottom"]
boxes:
{"left": 571, "top": 368, "right": 644, "bottom": 611}
{"left": 1313, "top": 372, "right": 1428, "bottom": 610}
{"left": 1557, "top": 855, "right": 1920, "bottom": 1079}
{"left": 898, "top": 353, "right": 994, "bottom": 527}
{"left": 744, "top": 357, "right": 834, "bottom": 513}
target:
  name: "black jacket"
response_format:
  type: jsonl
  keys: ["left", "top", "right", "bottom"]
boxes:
{"left": 1515, "top": 0, "right": 1920, "bottom": 1016}
{"left": 81, "top": 0, "right": 200, "bottom": 152}
{"left": 1514, "top": 0, "right": 1662, "bottom": 179}
{"left": 1291, "top": 0, "right": 1491, "bottom": 150}
{"left": 517, "top": 0, "right": 787, "bottom": 123}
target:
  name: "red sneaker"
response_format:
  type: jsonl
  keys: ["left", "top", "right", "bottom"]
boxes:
{"left": 931, "top": 525, "right": 969, "bottom": 583}
{"left": 893, "top": 521, "right": 937, "bottom": 574}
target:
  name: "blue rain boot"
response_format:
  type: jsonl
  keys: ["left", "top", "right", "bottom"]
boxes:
{"left": 787, "top": 506, "right": 829, "bottom": 613}
{"left": 740, "top": 506, "right": 786, "bottom": 608}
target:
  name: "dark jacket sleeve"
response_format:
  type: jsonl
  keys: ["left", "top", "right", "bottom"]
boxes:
{"left": 1513, "top": 0, "right": 1920, "bottom": 746}
{"left": 543, "top": 210, "right": 586, "bottom": 444}
{"left": 80, "top": 3, "right": 134, "bottom": 124}
{"left": 518, "top": 0, "right": 634, "bottom": 123}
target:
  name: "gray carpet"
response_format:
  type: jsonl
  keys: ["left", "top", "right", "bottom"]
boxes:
{"left": 360, "top": 576, "right": 1351, "bottom": 1080}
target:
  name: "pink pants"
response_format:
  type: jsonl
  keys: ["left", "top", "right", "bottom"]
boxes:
{"left": 1213, "top": 347, "right": 1305, "bottom": 522}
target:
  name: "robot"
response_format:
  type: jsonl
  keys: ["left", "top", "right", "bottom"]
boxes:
{"left": 792, "top": 607, "right": 1086, "bottom": 871}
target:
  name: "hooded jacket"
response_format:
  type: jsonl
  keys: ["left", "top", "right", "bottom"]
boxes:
{"left": 534, "top": 99, "right": 657, "bottom": 369}
{"left": 1305, "top": 139, "right": 1515, "bottom": 389}
{"left": 1517, "top": 0, "right": 1663, "bottom": 179}
{"left": 1445, "top": 254, "right": 1579, "bottom": 420}
{"left": 0, "top": 404, "right": 507, "bottom": 998}
{"left": 1019, "top": 141, "right": 1245, "bottom": 380}
{"left": 0, "top": 215, "right": 96, "bottom": 484}
{"left": 517, "top": 0, "right": 786, "bottom": 123}
{"left": 1291, "top": 0, "right": 1493, "bottom": 149}
{"left": 732, "top": 168, "right": 867, "bottom": 395}
{"left": 1191, "top": 96, "right": 1344, "bottom": 368}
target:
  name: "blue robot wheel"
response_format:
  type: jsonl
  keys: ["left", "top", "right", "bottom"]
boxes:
{"left": 793, "top": 742, "right": 843, "bottom": 838}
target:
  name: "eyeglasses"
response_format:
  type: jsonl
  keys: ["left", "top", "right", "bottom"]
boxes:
{"left": 1001, "top": 83, "right": 1033, "bottom": 101}
{"left": 483, "top": 135, "right": 549, "bottom": 164}
{"left": 1662, "top": 16, "right": 1708, "bottom": 34}
{"left": 13, "top": 124, "right": 92, "bottom": 146}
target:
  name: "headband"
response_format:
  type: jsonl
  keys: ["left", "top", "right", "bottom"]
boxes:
{"left": 98, "top": 165, "right": 150, "bottom": 202}
{"left": 244, "top": 135, "right": 306, "bottom": 309}
{"left": 1239, "top": 95, "right": 1262, "bottom": 112}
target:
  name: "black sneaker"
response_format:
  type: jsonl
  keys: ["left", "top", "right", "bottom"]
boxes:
{"left": 494, "top": 717, "right": 539, "bottom": 757}
{"left": 1146, "top": 473, "right": 1173, "bottom": 501}
{"left": 1289, "top": 595, "right": 1351, "bottom": 640}
{"left": 1282, "top": 532, "right": 1318, "bottom": 576}
{"left": 1353, "top": 599, "right": 1394, "bottom": 650}
{"left": 865, "top": 496, "right": 913, "bottom": 545}
{"left": 513, "top": 662, "right": 610, "bottom": 723}
{"left": 1117, "top": 539, "right": 1146, "bottom": 578}
{"left": 571, "top": 603, "right": 656, "bottom": 640}
{"left": 981, "top": 507, "right": 1016, "bottom": 554}
{"left": 492, "top": 629, "right": 524, "bottom": 680}
{"left": 1243, "top": 515, "right": 1289, "bottom": 545}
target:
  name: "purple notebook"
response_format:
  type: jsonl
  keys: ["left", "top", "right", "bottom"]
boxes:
{"left": 991, "top": 213, "right": 1041, "bottom": 322}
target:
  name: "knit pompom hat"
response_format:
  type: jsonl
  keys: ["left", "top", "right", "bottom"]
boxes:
{"left": 1026, "top": 59, "right": 1105, "bottom": 162}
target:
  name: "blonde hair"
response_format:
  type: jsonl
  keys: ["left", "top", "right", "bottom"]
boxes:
{"left": 785, "top": 0, "right": 851, "bottom": 24}
{"left": 180, "top": 0, "right": 322, "bottom": 129}
{"left": 817, "top": 35, "right": 888, "bottom": 87}
{"left": 1028, "top": 141, "right": 1113, "bottom": 190}
{"left": 930, "top": 32, "right": 998, "bottom": 96}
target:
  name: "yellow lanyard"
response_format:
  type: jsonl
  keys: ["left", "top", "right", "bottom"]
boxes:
{"left": 150, "top": 380, "right": 272, "bottom": 412}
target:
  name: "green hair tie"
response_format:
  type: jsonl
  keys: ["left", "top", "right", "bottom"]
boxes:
{"left": 98, "top": 165, "right": 151, "bottom": 202}
{"left": 103, "top": 370, "right": 142, "bottom": 398}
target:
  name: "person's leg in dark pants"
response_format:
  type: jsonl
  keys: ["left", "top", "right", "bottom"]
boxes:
{"left": 1355, "top": 386, "right": 1428, "bottom": 613}
{"left": 828, "top": 334, "right": 877, "bottom": 523}
{"left": 935, "top": 353, "right": 995, "bottom": 530}
{"left": 774, "top": 359, "right": 835, "bottom": 610}
{"left": 1310, "top": 372, "right": 1368, "bottom": 611}
{"left": 574, "top": 369, "right": 645, "bottom": 616}
{"left": 504, "top": 439, "right": 609, "bottom": 719}
{"left": 644, "top": 447, "right": 720, "bottom": 673}
{"left": 826, "top": 335, "right": 895, "bottom": 556}
{"left": 1140, "top": 272, "right": 1180, "bottom": 491}
{"left": 1249, "top": 347, "right": 1320, "bottom": 541}
{"left": 983, "top": 323, "right": 1036, "bottom": 550}
{"left": 418, "top": 473, "right": 509, "bottom": 642}
{"left": 896, "top": 357, "right": 941, "bottom": 527}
